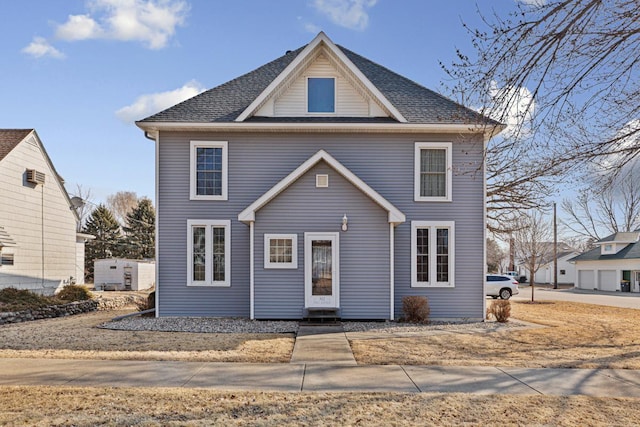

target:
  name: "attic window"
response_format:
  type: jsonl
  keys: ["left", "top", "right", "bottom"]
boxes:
{"left": 308, "top": 77, "right": 335, "bottom": 113}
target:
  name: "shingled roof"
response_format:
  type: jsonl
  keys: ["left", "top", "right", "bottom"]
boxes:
{"left": 0, "top": 129, "right": 32, "bottom": 162}
{"left": 570, "top": 242, "right": 640, "bottom": 262}
{"left": 138, "top": 37, "right": 495, "bottom": 126}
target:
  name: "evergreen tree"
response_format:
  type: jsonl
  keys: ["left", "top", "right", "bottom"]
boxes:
{"left": 82, "top": 204, "right": 122, "bottom": 281}
{"left": 122, "top": 198, "right": 155, "bottom": 259}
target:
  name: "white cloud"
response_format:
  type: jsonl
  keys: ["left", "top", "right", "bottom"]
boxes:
{"left": 56, "top": 14, "right": 104, "bottom": 41}
{"left": 487, "top": 81, "right": 536, "bottom": 138}
{"left": 21, "top": 37, "right": 65, "bottom": 59}
{"left": 304, "top": 22, "right": 322, "bottom": 34}
{"left": 312, "top": 0, "right": 377, "bottom": 31}
{"left": 116, "top": 80, "right": 205, "bottom": 123}
{"left": 55, "top": 0, "right": 189, "bottom": 49}
{"left": 517, "top": 0, "right": 547, "bottom": 5}
{"left": 598, "top": 119, "right": 640, "bottom": 172}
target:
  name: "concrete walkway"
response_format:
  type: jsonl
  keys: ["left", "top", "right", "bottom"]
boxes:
{"left": 291, "top": 324, "right": 356, "bottom": 365}
{"left": 2, "top": 358, "right": 640, "bottom": 396}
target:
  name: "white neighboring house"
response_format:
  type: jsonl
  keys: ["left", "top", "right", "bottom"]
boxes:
{"left": 570, "top": 231, "right": 640, "bottom": 293}
{"left": 517, "top": 242, "right": 576, "bottom": 284}
{"left": 530, "top": 250, "right": 579, "bottom": 285}
{"left": 0, "top": 129, "right": 92, "bottom": 295}
{"left": 94, "top": 259, "right": 155, "bottom": 291}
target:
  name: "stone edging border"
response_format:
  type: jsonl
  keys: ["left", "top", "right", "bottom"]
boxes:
{"left": 0, "top": 295, "right": 139, "bottom": 326}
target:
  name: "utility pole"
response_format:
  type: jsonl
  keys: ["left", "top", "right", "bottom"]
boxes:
{"left": 553, "top": 202, "right": 558, "bottom": 289}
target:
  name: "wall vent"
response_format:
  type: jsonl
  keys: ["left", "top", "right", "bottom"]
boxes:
{"left": 26, "top": 169, "right": 45, "bottom": 185}
{"left": 316, "top": 174, "right": 329, "bottom": 188}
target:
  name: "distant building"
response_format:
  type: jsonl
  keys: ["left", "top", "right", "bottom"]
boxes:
{"left": 570, "top": 232, "right": 640, "bottom": 292}
{"left": 94, "top": 259, "right": 155, "bottom": 291}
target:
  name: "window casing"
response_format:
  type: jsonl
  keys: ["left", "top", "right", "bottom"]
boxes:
{"left": 307, "top": 77, "right": 336, "bottom": 113}
{"left": 264, "top": 234, "right": 298, "bottom": 269}
{"left": 411, "top": 221, "right": 455, "bottom": 287}
{"left": 414, "top": 142, "right": 452, "bottom": 202}
{"left": 0, "top": 252, "right": 14, "bottom": 266}
{"left": 187, "top": 220, "right": 230, "bottom": 286}
{"left": 190, "top": 141, "right": 228, "bottom": 200}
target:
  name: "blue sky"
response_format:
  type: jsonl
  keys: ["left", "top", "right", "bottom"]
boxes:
{"left": 1, "top": 0, "right": 525, "bottom": 204}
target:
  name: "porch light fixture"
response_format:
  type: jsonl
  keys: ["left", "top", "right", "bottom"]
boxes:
{"left": 342, "top": 214, "right": 348, "bottom": 232}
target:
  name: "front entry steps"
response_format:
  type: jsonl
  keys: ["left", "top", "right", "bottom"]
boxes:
{"left": 303, "top": 307, "right": 340, "bottom": 324}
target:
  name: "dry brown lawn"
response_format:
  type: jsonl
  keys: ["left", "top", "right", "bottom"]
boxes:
{"left": 0, "top": 310, "right": 294, "bottom": 363}
{"left": 351, "top": 300, "right": 640, "bottom": 368}
{"left": 2, "top": 301, "right": 640, "bottom": 424}
{"left": 2, "top": 386, "right": 639, "bottom": 426}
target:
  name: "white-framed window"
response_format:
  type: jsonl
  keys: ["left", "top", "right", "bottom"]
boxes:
{"left": 264, "top": 234, "right": 298, "bottom": 269}
{"left": 414, "top": 142, "right": 452, "bottom": 202}
{"left": 307, "top": 77, "right": 336, "bottom": 113}
{"left": 187, "top": 220, "right": 230, "bottom": 286}
{"left": 190, "top": 141, "right": 228, "bottom": 200}
{"left": 411, "top": 221, "right": 455, "bottom": 287}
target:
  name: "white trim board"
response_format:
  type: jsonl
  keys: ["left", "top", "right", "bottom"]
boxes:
{"left": 237, "top": 149, "right": 405, "bottom": 225}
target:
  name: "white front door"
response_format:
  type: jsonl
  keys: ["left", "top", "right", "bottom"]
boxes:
{"left": 634, "top": 271, "right": 640, "bottom": 293}
{"left": 304, "top": 232, "right": 339, "bottom": 308}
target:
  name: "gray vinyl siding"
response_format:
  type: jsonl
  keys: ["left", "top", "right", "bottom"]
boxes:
{"left": 254, "top": 162, "right": 389, "bottom": 319}
{"left": 157, "top": 131, "right": 485, "bottom": 319}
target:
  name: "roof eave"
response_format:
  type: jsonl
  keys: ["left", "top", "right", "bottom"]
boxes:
{"left": 136, "top": 120, "right": 499, "bottom": 139}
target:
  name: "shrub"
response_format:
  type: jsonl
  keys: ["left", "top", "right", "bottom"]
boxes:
{"left": 0, "top": 287, "right": 57, "bottom": 311}
{"left": 56, "top": 284, "right": 93, "bottom": 302}
{"left": 487, "top": 300, "right": 511, "bottom": 322}
{"left": 402, "top": 296, "right": 430, "bottom": 323}
{"left": 134, "top": 291, "right": 155, "bottom": 316}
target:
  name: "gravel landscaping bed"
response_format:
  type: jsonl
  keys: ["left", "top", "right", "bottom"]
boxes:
{"left": 99, "top": 316, "right": 524, "bottom": 334}
{"left": 100, "top": 317, "right": 300, "bottom": 333}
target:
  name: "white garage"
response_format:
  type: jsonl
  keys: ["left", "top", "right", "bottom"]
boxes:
{"left": 577, "top": 270, "right": 595, "bottom": 290}
{"left": 598, "top": 270, "right": 618, "bottom": 292}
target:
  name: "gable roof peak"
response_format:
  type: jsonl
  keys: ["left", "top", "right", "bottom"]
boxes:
{"left": 234, "top": 32, "right": 407, "bottom": 123}
{"left": 0, "top": 129, "right": 34, "bottom": 162}
{"left": 238, "top": 149, "right": 405, "bottom": 225}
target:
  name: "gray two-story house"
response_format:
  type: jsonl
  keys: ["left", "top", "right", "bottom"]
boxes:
{"left": 136, "top": 32, "right": 502, "bottom": 321}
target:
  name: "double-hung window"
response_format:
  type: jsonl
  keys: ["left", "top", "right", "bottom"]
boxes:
{"left": 190, "top": 141, "right": 228, "bottom": 200}
{"left": 414, "top": 142, "right": 452, "bottom": 202}
{"left": 307, "top": 77, "right": 335, "bottom": 113}
{"left": 187, "top": 220, "right": 230, "bottom": 286}
{"left": 264, "top": 234, "right": 298, "bottom": 269}
{"left": 411, "top": 221, "right": 455, "bottom": 287}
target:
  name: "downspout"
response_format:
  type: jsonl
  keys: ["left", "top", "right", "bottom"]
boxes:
{"left": 146, "top": 129, "right": 159, "bottom": 317}
{"left": 389, "top": 223, "right": 395, "bottom": 321}
{"left": 250, "top": 221, "right": 255, "bottom": 319}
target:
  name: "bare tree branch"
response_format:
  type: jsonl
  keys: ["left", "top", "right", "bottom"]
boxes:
{"left": 443, "top": 0, "right": 640, "bottom": 232}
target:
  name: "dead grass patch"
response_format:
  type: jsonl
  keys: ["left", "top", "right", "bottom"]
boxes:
{"left": 351, "top": 301, "right": 640, "bottom": 368}
{"left": 0, "top": 310, "right": 294, "bottom": 363}
{"left": 1, "top": 386, "right": 638, "bottom": 426}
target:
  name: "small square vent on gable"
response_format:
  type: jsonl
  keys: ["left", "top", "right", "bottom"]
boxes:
{"left": 26, "top": 169, "right": 45, "bottom": 185}
{"left": 316, "top": 174, "right": 329, "bottom": 188}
